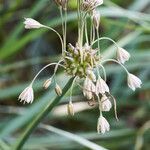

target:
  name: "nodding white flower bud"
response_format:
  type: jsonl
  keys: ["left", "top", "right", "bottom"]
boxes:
{"left": 82, "top": 0, "right": 103, "bottom": 11}
{"left": 97, "top": 115, "right": 110, "bottom": 134}
{"left": 43, "top": 78, "right": 52, "bottom": 89}
{"left": 24, "top": 18, "right": 44, "bottom": 29}
{"left": 96, "top": 77, "right": 109, "bottom": 94}
{"left": 95, "top": 0, "right": 103, "bottom": 6}
{"left": 82, "top": 1, "right": 90, "bottom": 11}
{"left": 101, "top": 95, "right": 112, "bottom": 111}
{"left": 83, "top": 77, "right": 95, "bottom": 99}
{"left": 55, "top": 84, "right": 62, "bottom": 96}
{"left": 93, "top": 10, "right": 100, "bottom": 29}
{"left": 18, "top": 85, "right": 34, "bottom": 104}
{"left": 67, "top": 101, "right": 74, "bottom": 116}
{"left": 86, "top": 69, "right": 96, "bottom": 82}
{"left": 127, "top": 73, "right": 142, "bottom": 91}
{"left": 54, "top": 0, "right": 68, "bottom": 10}
{"left": 117, "top": 47, "right": 130, "bottom": 64}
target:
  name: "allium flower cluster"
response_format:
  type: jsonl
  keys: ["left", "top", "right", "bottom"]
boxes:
{"left": 19, "top": 0, "right": 142, "bottom": 134}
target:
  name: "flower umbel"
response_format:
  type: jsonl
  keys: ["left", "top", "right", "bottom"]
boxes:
{"left": 19, "top": 0, "right": 142, "bottom": 134}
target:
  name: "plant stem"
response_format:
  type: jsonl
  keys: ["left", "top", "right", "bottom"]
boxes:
{"left": 12, "top": 78, "right": 74, "bottom": 150}
{"left": 96, "top": 28, "right": 100, "bottom": 55}
{"left": 64, "top": 7, "right": 67, "bottom": 51}
{"left": 31, "top": 62, "right": 64, "bottom": 85}
{"left": 101, "top": 59, "right": 129, "bottom": 74}
{"left": 44, "top": 25, "right": 64, "bottom": 54}
{"left": 77, "top": 0, "right": 81, "bottom": 44}
{"left": 92, "top": 37, "right": 119, "bottom": 49}
{"left": 59, "top": 7, "right": 65, "bottom": 52}
{"left": 90, "top": 18, "right": 93, "bottom": 45}
{"left": 84, "top": 19, "right": 89, "bottom": 45}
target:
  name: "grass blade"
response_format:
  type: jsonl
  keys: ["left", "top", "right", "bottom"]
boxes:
{"left": 40, "top": 124, "right": 108, "bottom": 150}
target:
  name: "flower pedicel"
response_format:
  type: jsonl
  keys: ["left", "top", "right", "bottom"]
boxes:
{"left": 19, "top": 0, "right": 142, "bottom": 134}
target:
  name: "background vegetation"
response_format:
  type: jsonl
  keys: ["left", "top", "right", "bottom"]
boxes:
{"left": 0, "top": 0, "right": 150, "bottom": 149}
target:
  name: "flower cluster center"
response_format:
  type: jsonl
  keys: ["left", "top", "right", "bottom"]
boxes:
{"left": 64, "top": 43, "right": 100, "bottom": 78}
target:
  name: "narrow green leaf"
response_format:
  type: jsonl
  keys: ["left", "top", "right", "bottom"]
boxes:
{"left": 40, "top": 124, "right": 107, "bottom": 150}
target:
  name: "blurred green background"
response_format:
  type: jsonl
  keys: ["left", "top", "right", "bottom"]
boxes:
{"left": 0, "top": 0, "right": 150, "bottom": 150}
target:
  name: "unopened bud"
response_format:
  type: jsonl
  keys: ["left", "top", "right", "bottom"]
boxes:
{"left": 86, "top": 69, "right": 96, "bottom": 82}
{"left": 55, "top": 84, "right": 62, "bottom": 96}
{"left": 93, "top": 11, "right": 100, "bottom": 29}
{"left": 43, "top": 78, "right": 52, "bottom": 89}
{"left": 67, "top": 101, "right": 74, "bottom": 116}
{"left": 54, "top": 0, "right": 68, "bottom": 10}
{"left": 24, "top": 18, "right": 44, "bottom": 29}
{"left": 82, "top": 0, "right": 103, "bottom": 11}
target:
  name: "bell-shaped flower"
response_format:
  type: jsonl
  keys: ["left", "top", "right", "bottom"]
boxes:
{"left": 83, "top": 77, "right": 95, "bottom": 99}
{"left": 101, "top": 95, "right": 112, "bottom": 111}
{"left": 127, "top": 73, "right": 142, "bottom": 91}
{"left": 97, "top": 115, "right": 110, "bottom": 134}
{"left": 18, "top": 85, "right": 34, "bottom": 104}
{"left": 117, "top": 47, "right": 130, "bottom": 64}
{"left": 24, "top": 18, "right": 44, "bottom": 29}
{"left": 96, "top": 77, "right": 109, "bottom": 94}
